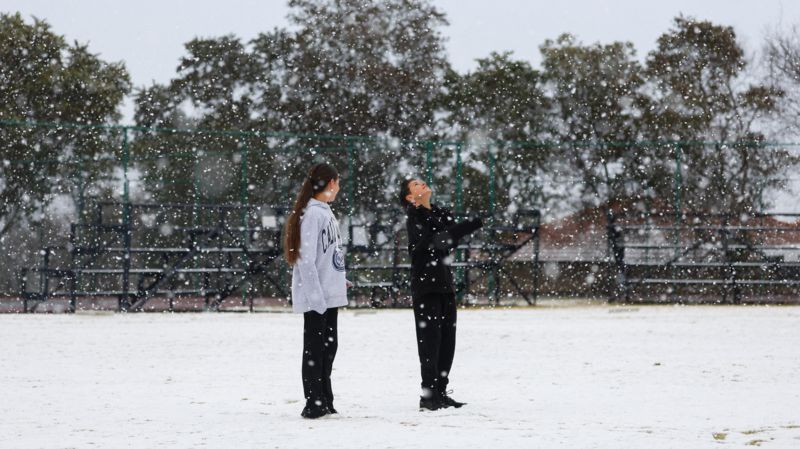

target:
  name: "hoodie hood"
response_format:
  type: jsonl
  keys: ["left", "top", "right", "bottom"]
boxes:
{"left": 307, "top": 198, "right": 331, "bottom": 211}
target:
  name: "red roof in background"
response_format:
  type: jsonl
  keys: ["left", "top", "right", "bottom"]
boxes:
{"left": 536, "top": 199, "right": 800, "bottom": 246}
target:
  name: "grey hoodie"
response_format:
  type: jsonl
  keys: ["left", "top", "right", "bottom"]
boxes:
{"left": 291, "top": 198, "right": 348, "bottom": 314}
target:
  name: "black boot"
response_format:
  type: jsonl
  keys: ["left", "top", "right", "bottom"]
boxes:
{"left": 301, "top": 399, "right": 329, "bottom": 419}
{"left": 439, "top": 390, "right": 466, "bottom": 408}
{"left": 419, "top": 395, "right": 443, "bottom": 411}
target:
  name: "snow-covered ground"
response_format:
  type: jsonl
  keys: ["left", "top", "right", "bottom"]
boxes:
{"left": 1, "top": 305, "right": 799, "bottom": 449}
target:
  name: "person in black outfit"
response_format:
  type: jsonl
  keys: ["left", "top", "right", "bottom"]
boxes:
{"left": 399, "top": 178, "right": 483, "bottom": 411}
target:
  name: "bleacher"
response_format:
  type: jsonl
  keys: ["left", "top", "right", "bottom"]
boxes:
{"left": 19, "top": 202, "right": 287, "bottom": 312}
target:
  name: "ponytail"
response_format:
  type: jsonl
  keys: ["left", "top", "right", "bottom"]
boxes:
{"left": 284, "top": 163, "right": 339, "bottom": 265}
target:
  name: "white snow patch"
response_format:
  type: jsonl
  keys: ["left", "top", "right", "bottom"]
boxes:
{"left": 0, "top": 306, "right": 798, "bottom": 448}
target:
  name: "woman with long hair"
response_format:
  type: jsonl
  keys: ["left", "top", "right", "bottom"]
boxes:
{"left": 399, "top": 177, "right": 483, "bottom": 411}
{"left": 284, "top": 162, "right": 348, "bottom": 419}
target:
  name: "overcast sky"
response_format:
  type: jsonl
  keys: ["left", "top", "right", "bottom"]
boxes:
{"left": 4, "top": 0, "right": 799, "bottom": 89}
{"left": 3, "top": 0, "right": 799, "bottom": 129}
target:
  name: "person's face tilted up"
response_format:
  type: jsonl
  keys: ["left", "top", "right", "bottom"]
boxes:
{"left": 404, "top": 179, "right": 432, "bottom": 208}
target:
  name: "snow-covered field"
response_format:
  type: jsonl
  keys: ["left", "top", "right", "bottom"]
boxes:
{"left": 1, "top": 305, "right": 799, "bottom": 449}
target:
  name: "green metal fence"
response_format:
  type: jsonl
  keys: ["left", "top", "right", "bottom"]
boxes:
{"left": 2, "top": 119, "right": 800, "bottom": 301}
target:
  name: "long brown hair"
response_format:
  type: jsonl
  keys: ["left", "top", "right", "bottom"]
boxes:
{"left": 284, "top": 163, "right": 339, "bottom": 265}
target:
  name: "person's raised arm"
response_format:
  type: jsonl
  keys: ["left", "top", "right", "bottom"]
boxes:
{"left": 432, "top": 217, "right": 483, "bottom": 251}
{"left": 407, "top": 207, "right": 483, "bottom": 256}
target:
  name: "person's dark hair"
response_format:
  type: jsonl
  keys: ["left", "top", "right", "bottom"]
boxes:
{"left": 284, "top": 163, "right": 339, "bottom": 265}
{"left": 398, "top": 178, "right": 413, "bottom": 208}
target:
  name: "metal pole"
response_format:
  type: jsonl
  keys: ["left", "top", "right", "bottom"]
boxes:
{"left": 426, "top": 141, "right": 433, "bottom": 185}
{"left": 347, "top": 142, "right": 355, "bottom": 271}
{"left": 193, "top": 153, "right": 200, "bottom": 226}
{"left": 191, "top": 151, "right": 201, "bottom": 303}
{"left": 532, "top": 211, "right": 541, "bottom": 304}
{"left": 20, "top": 268, "right": 28, "bottom": 313}
{"left": 455, "top": 143, "right": 463, "bottom": 212}
{"left": 41, "top": 247, "right": 50, "bottom": 306}
{"left": 673, "top": 144, "right": 683, "bottom": 258}
{"left": 240, "top": 145, "right": 250, "bottom": 230}
{"left": 454, "top": 143, "right": 464, "bottom": 302}
{"left": 121, "top": 128, "right": 131, "bottom": 311}
{"left": 122, "top": 129, "right": 129, "bottom": 207}
{"left": 488, "top": 143, "right": 496, "bottom": 216}
{"left": 69, "top": 224, "right": 77, "bottom": 313}
{"left": 672, "top": 143, "right": 683, "bottom": 301}
{"left": 239, "top": 144, "right": 250, "bottom": 307}
{"left": 77, "top": 158, "right": 85, "bottom": 226}
{"left": 72, "top": 159, "right": 84, "bottom": 312}
{"left": 347, "top": 141, "right": 355, "bottom": 216}
{"left": 487, "top": 143, "right": 496, "bottom": 301}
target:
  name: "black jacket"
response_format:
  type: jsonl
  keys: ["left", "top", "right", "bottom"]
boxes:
{"left": 405, "top": 204, "right": 483, "bottom": 298}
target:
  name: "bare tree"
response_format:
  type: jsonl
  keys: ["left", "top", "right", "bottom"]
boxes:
{"left": 765, "top": 24, "right": 800, "bottom": 137}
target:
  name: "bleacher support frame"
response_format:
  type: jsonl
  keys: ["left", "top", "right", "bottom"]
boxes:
{"left": 20, "top": 202, "right": 287, "bottom": 312}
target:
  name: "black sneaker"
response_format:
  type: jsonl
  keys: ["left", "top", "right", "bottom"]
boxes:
{"left": 328, "top": 405, "right": 338, "bottom": 414}
{"left": 301, "top": 400, "right": 329, "bottom": 419}
{"left": 440, "top": 391, "right": 466, "bottom": 408}
{"left": 419, "top": 396, "right": 443, "bottom": 411}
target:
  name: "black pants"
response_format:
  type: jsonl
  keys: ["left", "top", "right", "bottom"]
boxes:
{"left": 302, "top": 307, "right": 338, "bottom": 407}
{"left": 412, "top": 292, "right": 457, "bottom": 397}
